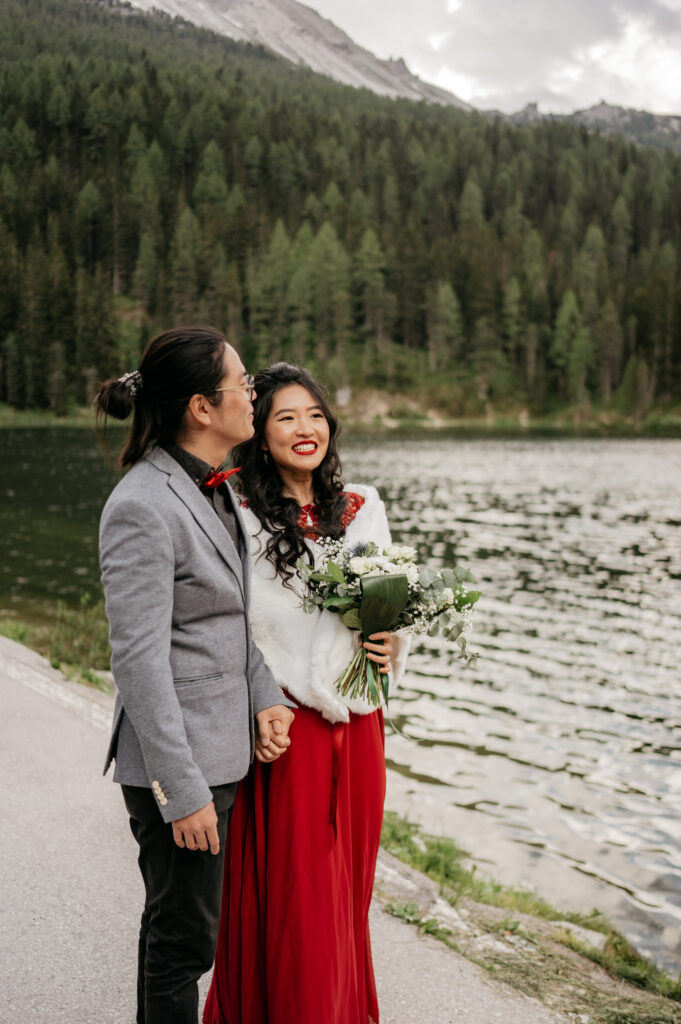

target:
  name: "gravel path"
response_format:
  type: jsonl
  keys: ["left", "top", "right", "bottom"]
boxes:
{"left": 0, "top": 636, "right": 569, "bottom": 1024}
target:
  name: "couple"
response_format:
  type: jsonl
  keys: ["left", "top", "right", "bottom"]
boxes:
{"left": 97, "top": 326, "right": 407, "bottom": 1024}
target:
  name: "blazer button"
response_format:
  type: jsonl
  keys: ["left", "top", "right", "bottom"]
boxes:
{"left": 151, "top": 781, "right": 161, "bottom": 792}
{"left": 159, "top": 796, "right": 168, "bottom": 806}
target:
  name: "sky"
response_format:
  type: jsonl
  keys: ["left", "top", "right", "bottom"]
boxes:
{"left": 309, "top": 0, "right": 681, "bottom": 115}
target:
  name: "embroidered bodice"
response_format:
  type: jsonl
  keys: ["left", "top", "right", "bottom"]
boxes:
{"left": 298, "top": 491, "right": 366, "bottom": 539}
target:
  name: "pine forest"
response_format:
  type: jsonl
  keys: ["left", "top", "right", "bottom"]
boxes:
{"left": 1, "top": 0, "right": 681, "bottom": 422}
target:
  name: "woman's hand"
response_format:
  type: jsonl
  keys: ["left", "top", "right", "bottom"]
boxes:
{"left": 254, "top": 705, "right": 294, "bottom": 762}
{"left": 362, "top": 631, "right": 394, "bottom": 674}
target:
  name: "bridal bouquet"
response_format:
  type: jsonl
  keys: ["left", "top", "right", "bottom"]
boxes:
{"left": 296, "top": 540, "right": 480, "bottom": 706}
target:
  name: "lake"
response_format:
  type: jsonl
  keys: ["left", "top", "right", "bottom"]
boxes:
{"left": 1, "top": 428, "right": 680, "bottom": 972}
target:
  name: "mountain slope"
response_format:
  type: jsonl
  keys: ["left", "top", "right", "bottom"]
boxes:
{"left": 127, "top": 0, "right": 471, "bottom": 108}
{"left": 510, "top": 100, "right": 681, "bottom": 155}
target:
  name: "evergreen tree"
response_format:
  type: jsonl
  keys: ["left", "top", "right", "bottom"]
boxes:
{"left": 76, "top": 179, "right": 101, "bottom": 270}
{"left": 427, "top": 282, "right": 464, "bottom": 371}
{"left": 354, "top": 228, "right": 387, "bottom": 351}
{"left": 596, "top": 297, "right": 623, "bottom": 403}
{"left": 308, "top": 223, "right": 350, "bottom": 362}
{"left": 169, "top": 207, "right": 202, "bottom": 323}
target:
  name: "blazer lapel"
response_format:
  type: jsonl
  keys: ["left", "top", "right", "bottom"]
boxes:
{"left": 224, "top": 482, "right": 252, "bottom": 601}
{"left": 145, "top": 447, "right": 245, "bottom": 597}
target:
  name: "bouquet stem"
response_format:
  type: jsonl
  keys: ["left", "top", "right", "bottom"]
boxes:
{"left": 334, "top": 639, "right": 386, "bottom": 707}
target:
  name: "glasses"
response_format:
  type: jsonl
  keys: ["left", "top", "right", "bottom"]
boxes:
{"left": 212, "top": 374, "right": 255, "bottom": 400}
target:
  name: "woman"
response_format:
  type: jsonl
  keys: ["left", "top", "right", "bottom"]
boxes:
{"left": 203, "top": 363, "right": 409, "bottom": 1024}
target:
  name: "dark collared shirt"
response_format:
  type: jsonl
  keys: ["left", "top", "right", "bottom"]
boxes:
{"left": 161, "top": 442, "right": 241, "bottom": 555}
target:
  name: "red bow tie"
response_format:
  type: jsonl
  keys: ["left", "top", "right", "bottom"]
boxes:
{"left": 200, "top": 467, "right": 241, "bottom": 489}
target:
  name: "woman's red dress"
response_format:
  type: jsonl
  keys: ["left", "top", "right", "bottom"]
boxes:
{"left": 203, "top": 494, "right": 386, "bottom": 1024}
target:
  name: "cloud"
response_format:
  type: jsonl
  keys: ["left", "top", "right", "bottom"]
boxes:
{"left": 309, "top": 0, "right": 681, "bottom": 114}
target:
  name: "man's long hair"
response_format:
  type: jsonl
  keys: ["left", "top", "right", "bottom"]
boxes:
{"left": 94, "top": 326, "right": 228, "bottom": 467}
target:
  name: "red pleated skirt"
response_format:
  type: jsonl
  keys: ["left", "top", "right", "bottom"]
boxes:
{"left": 203, "top": 704, "right": 386, "bottom": 1024}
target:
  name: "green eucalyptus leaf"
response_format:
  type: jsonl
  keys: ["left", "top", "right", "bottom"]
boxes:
{"left": 309, "top": 570, "right": 334, "bottom": 583}
{"left": 462, "top": 590, "right": 481, "bottom": 606}
{"left": 443, "top": 621, "right": 463, "bottom": 641}
{"left": 342, "top": 609, "right": 362, "bottom": 630}
{"left": 418, "top": 567, "right": 436, "bottom": 588}
{"left": 326, "top": 560, "right": 346, "bottom": 584}
{"left": 323, "top": 595, "right": 358, "bottom": 611}
{"left": 296, "top": 557, "right": 312, "bottom": 579}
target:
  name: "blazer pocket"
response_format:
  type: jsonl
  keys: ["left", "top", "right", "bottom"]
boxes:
{"left": 174, "top": 671, "right": 226, "bottom": 686}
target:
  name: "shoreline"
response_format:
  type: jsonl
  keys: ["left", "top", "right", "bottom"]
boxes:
{"left": 2, "top": 400, "right": 681, "bottom": 438}
{"left": 1, "top": 633, "right": 680, "bottom": 1021}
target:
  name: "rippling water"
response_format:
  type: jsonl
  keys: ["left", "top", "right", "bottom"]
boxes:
{"left": 342, "top": 436, "right": 681, "bottom": 973}
{"left": 2, "top": 430, "right": 680, "bottom": 970}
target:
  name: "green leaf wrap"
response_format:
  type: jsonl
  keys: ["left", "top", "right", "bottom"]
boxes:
{"left": 359, "top": 573, "right": 409, "bottom": 637}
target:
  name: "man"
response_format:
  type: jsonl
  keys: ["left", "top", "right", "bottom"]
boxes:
{"left": 97, "top": 326, "right": 294, "bottom": 1023}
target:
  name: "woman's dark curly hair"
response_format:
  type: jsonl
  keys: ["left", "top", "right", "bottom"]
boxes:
{"left": 231, "top": 363, "right": 347, "bottom": 585}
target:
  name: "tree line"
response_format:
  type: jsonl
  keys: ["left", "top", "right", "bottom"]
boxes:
{"left": 1, "top": 0, "right": 680, "bottom": 418}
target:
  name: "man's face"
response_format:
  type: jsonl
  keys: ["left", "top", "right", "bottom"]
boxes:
{"left": 209, "top": 345, "right": 255, "bottom": 453}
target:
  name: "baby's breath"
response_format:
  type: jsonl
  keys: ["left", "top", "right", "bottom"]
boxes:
{"left": 296, "top": 539, "right": 481, "bottom": 668}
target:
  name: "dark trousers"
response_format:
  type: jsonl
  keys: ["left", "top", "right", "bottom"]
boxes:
{"left": 122, "top": 783, "right": 237, "bottom": 1024}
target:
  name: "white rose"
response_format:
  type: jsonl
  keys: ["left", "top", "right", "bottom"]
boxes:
{"left": 384, "top": 544, "right": 417, "bottom": 562}
{"left": 349, "top": 556, "right": 370, "bottom": 575}
{"left": 373, "top": 557, "right": 400, "bottom": 574}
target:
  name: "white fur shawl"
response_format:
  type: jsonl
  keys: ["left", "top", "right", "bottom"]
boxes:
{"left": 243, "top": 483, "right": 410, "bottom": 723}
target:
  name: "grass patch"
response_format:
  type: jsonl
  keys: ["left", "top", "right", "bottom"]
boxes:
{"left": 381, "top": 811, "right": 605, "bottom": 928}
{"left": 0, "top": 619, "right": 30, "bottom": 643}
{"left": 0, "top": 593, "right": 112, "bottom": 692}
{"left": 380, "top": 811, "right": 681, "bottom": 1003}
{"left": 48, "top": 594, "right": 111, "bottom": 672}
{"left": 0, "top": 401, "right": 95, "bottom": 428}
{"left": 557, "top": 928, "right": 681, "bottom": 1001}
{"left": 384, "top": 901, "right": 462, "bottom": 953}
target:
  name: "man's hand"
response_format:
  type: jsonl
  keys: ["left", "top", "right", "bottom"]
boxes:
{"left": 172, "top": 800, "right": 220, "bottom": 854}
{"left": 255, "top": 704, "right": 295, "bottom": 763}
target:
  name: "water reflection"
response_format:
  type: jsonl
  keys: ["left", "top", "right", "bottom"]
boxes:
{"left": 1, "top": 430, "right": 681, "bottom": 971}
{"left": 0, "top": 428, "right": 121, "bottom": 621}
{"left": 343, "top": 436, "right": 681, "bottom": 973}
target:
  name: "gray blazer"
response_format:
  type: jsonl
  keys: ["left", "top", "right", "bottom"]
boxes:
{"left": 99, "top": 445, "right": 290, "bottom": 823}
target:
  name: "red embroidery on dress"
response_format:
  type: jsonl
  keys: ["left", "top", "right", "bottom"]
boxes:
{"left": 299, "top": 492, "right": 365, "bottom": 539}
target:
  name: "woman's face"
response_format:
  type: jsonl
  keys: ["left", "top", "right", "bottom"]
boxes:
{"left": 263, "top": 384, "right": 330, "bottom": 476}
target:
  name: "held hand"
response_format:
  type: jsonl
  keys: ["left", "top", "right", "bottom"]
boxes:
{"left": 255, "top": 705, "right": 295, "bottom": 763}
{"left": 172, "top": 800, "right": 220, "bottom": 855}
{"left": 362, "top": 631, "right": 394, "bottom": 674}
